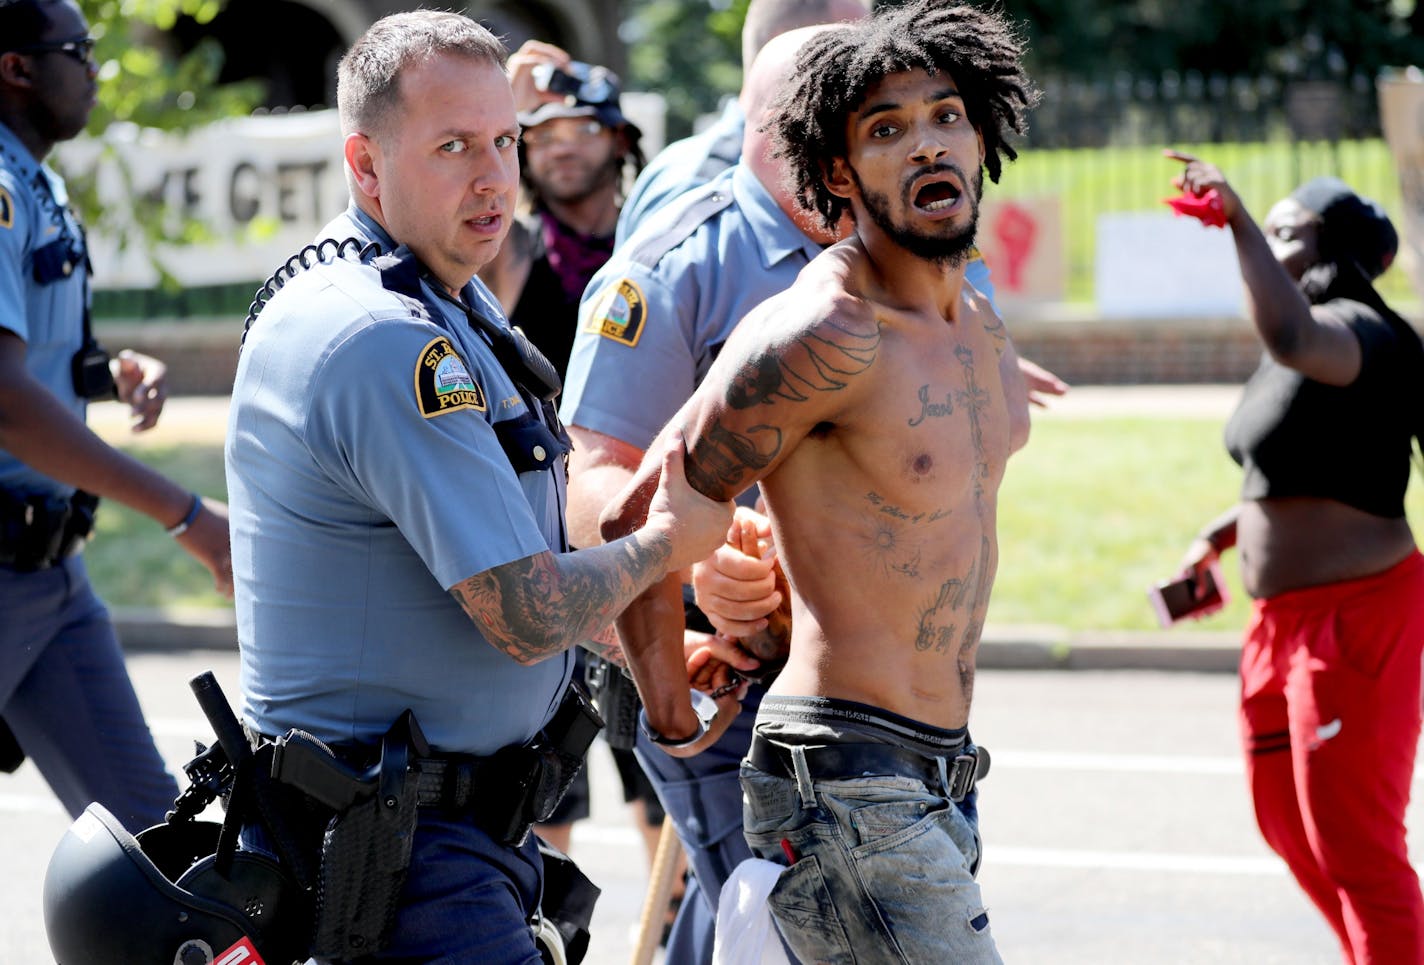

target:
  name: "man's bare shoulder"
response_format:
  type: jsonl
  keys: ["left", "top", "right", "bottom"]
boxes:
{"left": 736, "top": 241, "right": 880, "bottom": 347}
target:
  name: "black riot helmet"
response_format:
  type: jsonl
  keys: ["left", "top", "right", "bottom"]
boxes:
{"left": 43, "top": 803, "right": 309, "bottom": 965}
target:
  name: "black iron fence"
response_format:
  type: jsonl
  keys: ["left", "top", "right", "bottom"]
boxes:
{"left": 1027, "top": 71, "right": 1381, "bottom": 149}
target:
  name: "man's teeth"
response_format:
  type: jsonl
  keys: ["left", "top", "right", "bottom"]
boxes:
{"left": 923, "top": 197, "right": 956, "bottom": 211}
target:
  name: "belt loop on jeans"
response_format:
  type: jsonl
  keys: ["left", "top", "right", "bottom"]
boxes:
{"left": 788, "top": 744, "right": 816, "bottom": 810}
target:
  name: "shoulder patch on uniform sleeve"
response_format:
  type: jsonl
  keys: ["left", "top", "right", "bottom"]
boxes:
{"left": 0, "top": 187, "right": 13, "bottom": 229}
{"left": 415, "top": 336, "right": 487, "bottom": 418}
{"left": 584, "top": 278, "right": 647, "bottom": 347}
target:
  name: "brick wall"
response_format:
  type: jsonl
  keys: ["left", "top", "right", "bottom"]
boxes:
{"left": 1008, "top": 315, "right": 1265, "bottom": 385}
{"left": 99, "top": 310, "right": 1418, "bottom": 395}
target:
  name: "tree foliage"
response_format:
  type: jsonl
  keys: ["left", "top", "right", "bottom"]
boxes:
{"left": 621, "top": 0, "right": 1424, "bottom": 139}
{"left": 63, "top": 1, "right": 261, "bottom": 274}
{"left": 622, "top": 0, "right": 746, "bottom": 140}
{"left": 1010, "top": 0, "right": 1424, "bottom": 83}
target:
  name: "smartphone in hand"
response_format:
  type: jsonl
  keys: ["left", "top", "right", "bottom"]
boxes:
{"left": 1148, "top": 561, "right": 1228, "bottom": 628}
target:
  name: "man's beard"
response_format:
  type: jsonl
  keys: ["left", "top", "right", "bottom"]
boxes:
{"left": 851, "top": 163, "right": 983, "bottom": 269}
{"left": 536, "top": 154, "right": 622, "bottom": 207}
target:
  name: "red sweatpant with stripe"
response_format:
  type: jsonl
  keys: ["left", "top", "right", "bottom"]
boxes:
{"left": 1240, "top": 550, "right": 1424, "bottom": 965}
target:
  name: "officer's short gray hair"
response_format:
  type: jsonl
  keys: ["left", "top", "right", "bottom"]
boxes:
{"left": 337, "top": 10, "right": 507, "bottom": 139}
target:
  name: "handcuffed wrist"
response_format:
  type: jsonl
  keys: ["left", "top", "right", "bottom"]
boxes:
{"left": 166, "top": 494, "right": 202, "bottom": 537}
{"left": 639, "top": 689, "right": 718, "bottom": 749}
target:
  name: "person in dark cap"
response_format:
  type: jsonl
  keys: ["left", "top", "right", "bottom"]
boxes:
{"left": 480, "top": 40, "right": 644, "bottom": 377}
{"left": 1167, "top": 151, "right": 1424, "bottom": 964}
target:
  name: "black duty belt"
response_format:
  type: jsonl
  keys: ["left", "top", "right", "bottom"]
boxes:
{"left": 0, "top": 489, "right": 98, "bottom": 571}
{"left": 746, "top": 734, "right": 990, "bottom": 803}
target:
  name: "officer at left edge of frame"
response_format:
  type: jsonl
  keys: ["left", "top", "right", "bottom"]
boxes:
{"left": 0, "top": 0, "right": 234, "bottom": 833}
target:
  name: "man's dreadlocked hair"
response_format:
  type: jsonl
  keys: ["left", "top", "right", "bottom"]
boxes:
{"left": 770, "top": 0, "right": 1039, "bottom": 231}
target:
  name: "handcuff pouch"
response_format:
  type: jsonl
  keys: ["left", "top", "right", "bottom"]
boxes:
{"left": 485, "top": 683, "right": 604, "bottom": 846}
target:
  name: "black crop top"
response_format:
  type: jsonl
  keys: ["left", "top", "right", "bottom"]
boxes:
{"left": 1223, "top": 299, "right": 1418, "bottom": 519}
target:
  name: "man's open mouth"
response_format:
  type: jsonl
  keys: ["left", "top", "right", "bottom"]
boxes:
{"left": 914, "top": 179, "right": 962, "bottom": 212}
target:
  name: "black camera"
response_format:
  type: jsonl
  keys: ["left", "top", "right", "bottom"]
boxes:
{"left": 70, "top": 341, "right": 117, "bottom": 401}
{"left": 532, "top": 61, "right": 616, "bottom": 106}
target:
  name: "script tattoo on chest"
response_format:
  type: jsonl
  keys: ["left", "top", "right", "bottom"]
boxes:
{"left": 908, "top": 384, "right": 955, "bottom": 427}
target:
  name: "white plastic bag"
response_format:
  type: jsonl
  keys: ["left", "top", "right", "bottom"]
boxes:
{"left": 712, "top": 858, "right": 793, "bottom": 965}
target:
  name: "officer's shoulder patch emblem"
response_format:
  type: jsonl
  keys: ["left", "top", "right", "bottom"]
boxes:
{"left": 415, "top": 336, "right": 486, "bottom": 418}
{"left": 0, "top": 187, "right": 13, "bottom": 230}
{"left": 584, "top": 278, "right": 646, "bottom": 347}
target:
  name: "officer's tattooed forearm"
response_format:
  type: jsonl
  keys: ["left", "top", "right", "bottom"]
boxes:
{"left": 578, "top": 624, "right": 627, "bottom": 668}
{"left": 451, "top": 537, "right": 671, "bottom": 664}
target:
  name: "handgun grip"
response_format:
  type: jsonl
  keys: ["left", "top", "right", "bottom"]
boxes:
{"left": 270, "top": 730, "right": 377, "bottom": 811}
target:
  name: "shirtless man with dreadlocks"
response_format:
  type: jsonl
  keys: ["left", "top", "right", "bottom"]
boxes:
{"left": 600, "top": 2, "right": 1039, "bottom": 961}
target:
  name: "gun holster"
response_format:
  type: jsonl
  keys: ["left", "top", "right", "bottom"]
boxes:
{"left": 291, "top": 711, "right": 427, "bottom": 961}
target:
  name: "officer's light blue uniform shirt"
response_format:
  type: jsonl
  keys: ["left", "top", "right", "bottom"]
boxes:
{"left": 615, "top": 99, "right": 744, "bottom": 246}
{"left": 565, "top": 164, "right": 823, "bottom": 450}
{"left": 0, "top": 121, "right": 87, "bottom": 500}
{"left": 228, "top": 205, "right": 572, "bottom": 754}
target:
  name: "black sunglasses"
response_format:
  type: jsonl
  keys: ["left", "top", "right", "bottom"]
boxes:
{"left": 10, "top": 36, "right": 96, "bottom": 65}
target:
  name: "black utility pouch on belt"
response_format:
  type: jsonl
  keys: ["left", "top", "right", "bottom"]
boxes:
{"left": 0, "top": 488, "right": 99, "bottom": 571}
{"left": 309, "top": 710, "right": 426, "bottom": 961}
{"left": 584, "top": 654, "right": 641, "bottom": 751}
{"left": 486, "top": 682, "right": 605, "bottom": 847}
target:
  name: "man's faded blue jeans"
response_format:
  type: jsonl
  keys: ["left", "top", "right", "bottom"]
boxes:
{"left": 741, "top": 734, "right": 1000, "bottom": 964}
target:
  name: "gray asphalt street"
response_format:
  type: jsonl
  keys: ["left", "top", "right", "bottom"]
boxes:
{"left": 7, "top": 385, "right": 1387, "bottom": 963}
{"left": 5, "top": 651, "right": 1388, "bottom": 964}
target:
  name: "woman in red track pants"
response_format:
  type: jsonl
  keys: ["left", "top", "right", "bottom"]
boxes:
{"left": 1168, "top": 151, "right": 1424, "bottom": 965}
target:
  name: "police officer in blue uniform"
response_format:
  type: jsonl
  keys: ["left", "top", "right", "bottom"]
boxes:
{"left": 563, "top": 29, "right": 846, "bottom": 964}
{"left": 0, "top": 0, "right": 232, "bottom": 833}
{"left": 615, "top": 0, "right": 871, "bottom": 245}
{"left": 226, "top": 12, "right": 734, "bottom": 962}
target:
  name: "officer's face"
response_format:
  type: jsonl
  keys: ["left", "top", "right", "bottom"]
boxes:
{"left": 22, "top": 0, "right": 99, "bottom": 146}
{"left": 363, "top": 53, "right": 520, "bottom": 292}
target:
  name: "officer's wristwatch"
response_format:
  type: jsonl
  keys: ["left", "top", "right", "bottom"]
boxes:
{"left": 639, "top": 688, "right": 719, "bottom": 749}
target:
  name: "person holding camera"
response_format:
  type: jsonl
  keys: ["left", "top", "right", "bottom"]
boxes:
{"left": 226, "top": 12, "right": 736, "bottom": 961}
{"left": 1169, "top": 152, "right": 1424, "bottom": 964}
{"left": 481, "top": 41, "right": 644, "bottom": 378}
{"left": 0, "top": 0, "right": 232, "bottom": 833}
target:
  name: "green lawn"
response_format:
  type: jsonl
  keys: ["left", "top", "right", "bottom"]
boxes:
{"left": 93, "top": 425, "right": 1424, "bottom": 631}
